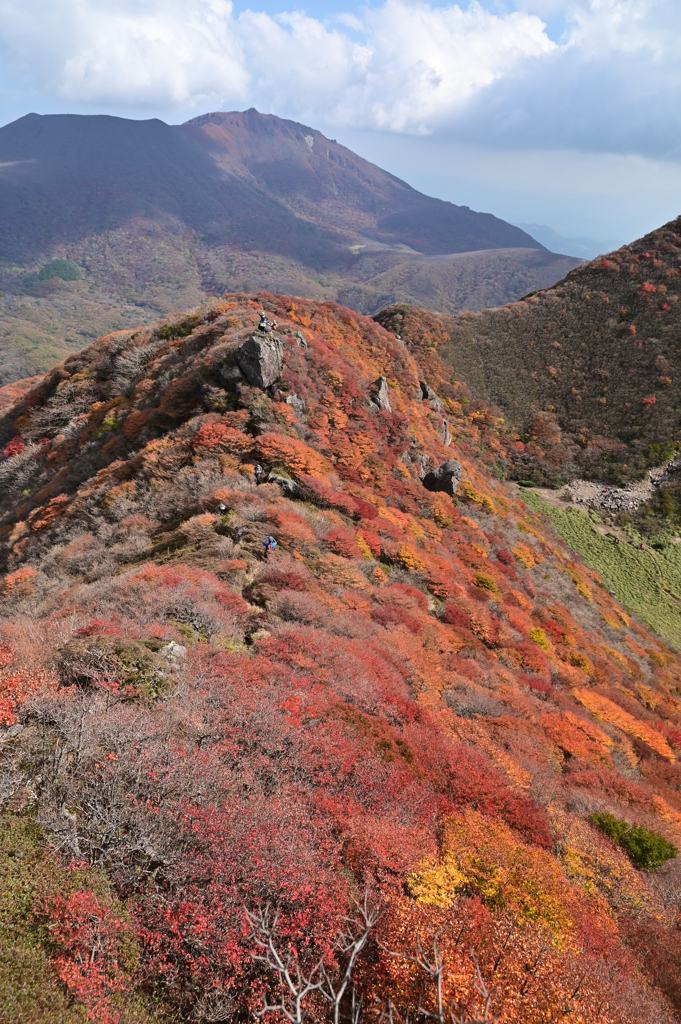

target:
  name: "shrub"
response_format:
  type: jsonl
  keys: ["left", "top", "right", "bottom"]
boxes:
{"left": 38, "top": 259, "right": 80, "bottom": 281}
{"left": 590, "top": 812, "right": 677, "bottom": 870}
{"left": 442, "top": 604, "right": 471, "bottom": 630}
{"left": 529, "top": 627, "right": 550, "bottom": 650}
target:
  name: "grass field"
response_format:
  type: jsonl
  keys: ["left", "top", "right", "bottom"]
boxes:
{"left": 523, "top": 490, "right": 681, "bottom": 650}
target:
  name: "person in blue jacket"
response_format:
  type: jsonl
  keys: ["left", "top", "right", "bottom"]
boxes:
{"left": 263, "top": 535, "right": 277, "bottom": 560}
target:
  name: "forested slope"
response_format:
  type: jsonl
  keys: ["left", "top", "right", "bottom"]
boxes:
{"left": 2, "top": 295, "right": 681, "bottom": 1022}
{"left": 377, "top": 216, "right": 681, "bottom": 486}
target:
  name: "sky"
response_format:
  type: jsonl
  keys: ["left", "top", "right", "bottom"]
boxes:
{"left": 0, "top": 0, "right": 680, "bottom": 244}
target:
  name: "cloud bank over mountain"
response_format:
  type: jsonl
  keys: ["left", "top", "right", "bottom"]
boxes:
{"left": 0, "top": 0, "right": 679, "bottom": 242}
{"left": 0, "top": 0, "right": 679, "bottom": 160}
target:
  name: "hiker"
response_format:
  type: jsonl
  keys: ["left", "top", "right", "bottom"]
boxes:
{"left": 263, "top": 535, "right": 277, "bottom": 560}
{"left": 218, "top": 502, "right": 227, "bottom": 514}
{"left": 254, "top": 463, "right": 263, "bottom": 485}
{"left": 258, "top": 311, "right": 272, "bottom": 333}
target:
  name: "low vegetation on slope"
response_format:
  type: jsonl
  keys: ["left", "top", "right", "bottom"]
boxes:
{"left": 522, "top": 490, "right": 681, "bottom": 648}
{"left": 377, "top": 216, "right": 681, "bottom": 486}
{"left": 3, "top": 295, "right": 681, "bottom": 1021}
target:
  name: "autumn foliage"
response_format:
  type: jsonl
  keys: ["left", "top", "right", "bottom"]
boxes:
{"left": 1, "top": 293, "right": 681, "bottom": 1021}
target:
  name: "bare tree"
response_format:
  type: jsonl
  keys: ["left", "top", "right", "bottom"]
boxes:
{"left": 245, "top": 891, "right": 381, "bottom": 1024}
{"left": 380, "top": 930, "right": 497, "bottom": 1024}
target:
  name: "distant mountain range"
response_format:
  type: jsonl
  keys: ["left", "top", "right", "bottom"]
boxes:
{"left": 0, "top": 109, "right": 580, "bottom": 384}
{"left": 518, "top": 223, "right": 626, "bottom": 260}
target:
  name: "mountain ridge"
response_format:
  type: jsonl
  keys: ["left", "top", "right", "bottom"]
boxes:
{"left": 2, "top": 291, "right": 681, "bottom": 1021}
{"left": 0, "top": 109, "right": 580, "bottom": 386}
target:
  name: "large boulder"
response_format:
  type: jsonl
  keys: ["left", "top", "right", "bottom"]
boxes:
{"left": 422, "top": 459, "right": 462, "bottom": 496}
{"left": 219, "top": 364, "right": 245, "bottom": 392}
{"left": 369, "top": 376, "right": 392, "bottom": 412}
{"left": 237, "top": 333, "right": 284, "bottom": 389}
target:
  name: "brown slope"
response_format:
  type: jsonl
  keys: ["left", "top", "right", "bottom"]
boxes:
{"left": 376, "top": 216, "right": 681, "bottom": 485}
{"left": 180, "top": 108, "right": 546, "bottom": 255}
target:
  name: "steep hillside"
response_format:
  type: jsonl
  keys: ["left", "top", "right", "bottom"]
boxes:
{"left": 0, "top": 109, "right": 543, "bottom": 265}
{"left": 376, "top": 216, "right": 681, "bottom": 487}
{"left": 0, "top": 109, "right": 579, "bottom": 385}
{"left": 4, "top": 295, "right": 681, "bottom": 1022}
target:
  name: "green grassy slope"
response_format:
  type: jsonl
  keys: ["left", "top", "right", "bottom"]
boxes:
{"left": 524, "top": 490, "right": 681, "bottom": 649}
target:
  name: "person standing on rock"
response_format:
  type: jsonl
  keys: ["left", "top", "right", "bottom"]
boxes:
{"left": 258, "top": 312, "right": 274, "bottom": 333}
{"left": 254, "top": 463, "right": 263, "bottom": 485}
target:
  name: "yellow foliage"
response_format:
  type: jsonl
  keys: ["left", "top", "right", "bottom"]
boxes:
{"left": 315, "top": 553, "right": 370, "bottom": 590}
{"left": 551, "top": 808, "right": 655, "bottom": 916}
{"left": 355, "top": 533, "right": 373, "bottom": 559}
{"left": 461, "top": 481, "right": 496, "bottom": 515}
{"left": 566, "top": 567, "right": 592, "bottom": 601}
{"left": 574, "top": 688, "right": 675, "bottom": 760}
{"left": 512, "top": 543, "right": 543, "bottom": 569}
{"left": 410, "top": 810, "right": 578, "bottom": 942}
{"left": 529, "top": 627, "right": 550, "bottom": 650}
{"left": 397, "top": 544, "right": 428, "bottom": 573}
{"left": 570, "top": 651, "right": 594, "bottom": 675}
{"left": 651, "top": 795, "right": 681, "bottom": 846}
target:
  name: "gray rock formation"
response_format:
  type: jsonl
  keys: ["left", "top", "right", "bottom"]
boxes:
{"left": 237, "top": 333, "right": 284, "bottom": 389}
{"left": 370, "top": 375, "right": 392, "bottom": 412}
{"left": 400, "top": 448, "right": 432, "bottom": 479}
{"left": 422, "top": 459, "right": 462, "bottom": 496}
{"left": 419, "top": 380, "right": 445, "bottom": 415}
{"left": 220, "top": 364, "right": 245, "bottom": 392}
{"left": 438, "top": 419, "right": 452, "bottom": 447}
{"left": 285, "top": 394, "right": 306, "bottom": 418}
{"left": 268, "top": 472, "right": 302, "bottom": 498}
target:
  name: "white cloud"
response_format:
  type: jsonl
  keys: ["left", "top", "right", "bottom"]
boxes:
{"left": 0, "top": 0, "right": 679, "bottom": 159}
{"left": 0, "top": 0, "right": 554, "bottom": 131}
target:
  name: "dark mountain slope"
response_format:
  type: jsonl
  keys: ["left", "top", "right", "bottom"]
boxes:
{"left": 182, "top": 108, "right": 543, "bottom": 255}
{"left": 0, "top": 112, "right": 350, "bottom": 270}
{"left": 0, "top": 109, "right": 544, "bottom": 268}
{"left": 2, "top": 294, "right": 681, "bottom": 1021}
{"left": 376, "top": 216, "right": 681, "bottom": 486}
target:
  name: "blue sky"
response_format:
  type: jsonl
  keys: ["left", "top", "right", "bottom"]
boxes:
{"left": 0, "top": 0, "right": 679, "bottom": 244}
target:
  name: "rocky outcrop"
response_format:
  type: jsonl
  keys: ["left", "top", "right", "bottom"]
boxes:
{"left": 236, "top": 333, "right": 284, "bottom": 389}
{"left": 370, "top": 376, "right": 392, "bottom": 413}
{"left": 219, "top": 364, "right": 245, "bottom": 392}
{"left": 438, "top": 419, "right": 452, "bottom": 447}
{"left": 285, "top": 394, "right": 306, "bottom": 418}
{"left": 422, "top": 459, "right": 462, "bottom": 496}
{"left": 419, "top": 380, "right": 445, "bottom": 415}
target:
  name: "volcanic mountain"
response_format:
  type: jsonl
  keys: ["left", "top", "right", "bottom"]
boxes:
{"left": 0, "top": 109, "right": 579, "bottom": 384}
{"left": 376, "top": 216, "right": 681, "bottom": 489}
{"left": 2, "top": 292, "right": 681, "bottom": 1022}
{"left": 0, "top": 108, "right": 541, "bottom": 264}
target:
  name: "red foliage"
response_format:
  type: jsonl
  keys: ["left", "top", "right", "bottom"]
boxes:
{"left": 36, "top": 887, "right": 132, "bottom": 1024}
{"left": 442, "top": 604, "right": 471, "bottom": 630}
{"left": 258, "top": 569, "right": 308, "bottom": 592}
{"left": 371, "top": 604, "right": 422, "bottom": 634}
{"left": 3, "top": 436, "right": 25, "bottom": 458}
{"left": 326, "top": 527, "right": 362, "bottom": 560}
